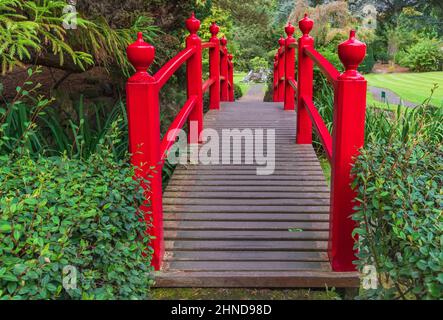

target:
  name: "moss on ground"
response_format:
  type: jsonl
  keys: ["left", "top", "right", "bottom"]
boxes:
{"left": 150, "top": 288, "right": 341, "bottom": 300}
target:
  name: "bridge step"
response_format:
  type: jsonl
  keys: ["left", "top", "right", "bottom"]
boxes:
{"left": 156, "top": 101, "right": 359, "bottom": 288}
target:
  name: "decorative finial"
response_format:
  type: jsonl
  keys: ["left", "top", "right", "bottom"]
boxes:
{"left": 186, "top": 13, "right": 201, "bottom": 35}
{"left": 299, "top": 13, "right": 314, "bottom": 36}
{"left": 228, "top": 54, "right": 233, "bottom": 61}
{"left": 338, "top": 30, "right": 366, "bottom": 79}
{"left": 278, "top": 36, "right": 285, "bottom": 47}
{"left": 210, "top": 22, "right": 220, "bottom": 37}
{"left": 220, "top": 36, "right": 227, "bottom": 47}
{"left": 126, "top": 32, "right": 155, "bottom": 73}
{"left": 285, "top": 22, "right": 295, "bottom": 37}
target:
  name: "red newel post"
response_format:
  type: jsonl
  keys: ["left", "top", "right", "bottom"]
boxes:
{"left": 126, "top": 32, "right": 164, "bottom": 270}
{"left": 228, "top": 53, "right": 234, "bottom": 101}
{"left": 296, "top": 14, "right": 314, "bottom": 144}
{"left": 284, "top": 22, "right": 296, "bottom": 111}
{"left": 186, "top": 13, "right": 203, "bottom": 144}
{"left": 209, "top": 22, "right": 221, "bottom": 109}
{"left": 278, "top": 36, "right": 286, "bottom": 102}
{"left": 273, "top": 53, "right": 278, "bottom": 102}
{"left": 220, "top": 36, "right": 229, "bottom": 101}
{"left": 329, "top": 30, "right": 367, "bottom": 271}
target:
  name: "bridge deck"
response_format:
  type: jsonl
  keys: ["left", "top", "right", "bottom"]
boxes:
{"left": 155, "top": 101, "right": 359, "bottom": 288}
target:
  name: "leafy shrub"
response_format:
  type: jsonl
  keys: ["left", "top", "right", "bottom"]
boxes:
{"left": 0, "top": 148, "right": 153, "bottom": 300}
{"left": 234, "top": 83, "right": 243, "bottom": 100}
{"left": 352, "top": 103, "right": 443, "bottom": 300}
{"left": 398, "top": 39, "right": 443, "bottom": 72}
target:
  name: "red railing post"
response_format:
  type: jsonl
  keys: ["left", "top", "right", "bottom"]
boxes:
{"left": 296, "top": 14, "right": 314, "bottom": 144}
{"left": 209, "top": 22, "right": 221, "bottom": 109}
{"left": 220, "top": 36, "right": 229, "bottom": 102}
{"left": 278, "top": 36, "right": 285, "bottom": 102}
{"left": 273, "top": 53, "right": 278, "bottom": 102}
{"left": 126, "top": 33, "right": 164, "bottom": 270}
{"left": 284, "top": 23, "right": 296, "bottom": 111}
{"left": 186, "top": 13, "right": 203, "bottom": 144}
{"left": 329, "top": 30, "right": 367, "bottom": 272}
{"left": 228, "top": 53, "right": 234, "bottom": 101}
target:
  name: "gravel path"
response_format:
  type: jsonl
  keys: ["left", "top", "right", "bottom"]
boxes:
{"left": 239, "top": 83, "right": 266, "bottom": 102}
{"left": 368, "top": 86, "right": 417, "bottom": 108}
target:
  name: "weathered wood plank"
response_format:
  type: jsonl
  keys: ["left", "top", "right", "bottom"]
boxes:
{"left": 163, "top": 198, "right": 330, "bottom": 206}
{"left": 163, "top": 213, "right": 329, "bottom": 222}
{"left": 164, "top": 221, "right": 329, "bottom": 230}
{"left": 163, "top": 205, "right": 330, "bottom": 213}
{"left": 165, "top": 230, "right": 329, "bottom": 241}
{"left": 164, "top": 191, "right": 330, "bottom": 199}
{"left": 165, "top": 240, "right": 328, "bottom": 251}
{"left": 165, "top": 251, "right": 329, "bottom": 261}
{"left": 154, "top": 271, "right": 360, "bottom": 288}
{"left": 167, "top": 261, "right": 327, "bottom": 271}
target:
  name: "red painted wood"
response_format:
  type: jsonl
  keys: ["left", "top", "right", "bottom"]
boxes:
{"left": 209, "top": 22, "right": 221, "bottom": 109}
{"left": 301, "top": 96, "right": 332, "bottom": 162}
{"left": 329, "top": 30, "right": 367, "bottom": 272}
{"left": 160, "top": 96, "right": 197, "bottom": 161}
{"left": 154, "top": 47, "right": 195, "bottom": 88}
{"left": 228, "top": 54, "right": 234, "bottom": 101}
{"left": 202, "top": 78, "right": 215, "bottom": 94}
{"left": 278, "top": 37, "right": 285, "bottom": 102}
{"left": 273, "top": 53, "right": 278, "bottom": 102}
{"left": 186, "top": 13, "right": 203, "bottom": 144}
{"left": 284, "top": 23, "right": 296, "bottom": 110}
{"left": 303, "top": 46, "right": 340, "bottom": 85}
{"left": 126, "top": 33, "right": 164, "bottom": 270}
{"left": 296, "top": 14, "right": 314, "bottom": 144}
{"left": 220, "top": 36, "right": 229, "bottom": 101}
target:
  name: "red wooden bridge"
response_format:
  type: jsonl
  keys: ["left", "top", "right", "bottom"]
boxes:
{"left": 126, "top": 13, "right": 367, "bottom": 289}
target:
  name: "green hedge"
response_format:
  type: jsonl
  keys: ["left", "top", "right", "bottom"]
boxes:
{"left": 0, "top": 150, "right": 153, "bottom": 299}
{"left": 352, "top": 105, "right": 443, "bottom": 299}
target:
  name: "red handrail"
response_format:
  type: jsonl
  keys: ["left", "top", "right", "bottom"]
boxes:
{"left": 301, "top": 96, "right": 332, "bottom": 161}
{"left": 273, "top": 14, "right": 367, "bottom": 272}
{"left": 155, "top": 47, "right": 195, "bottom": 88}
{"left": 126, "top": 14, "right": 235, "bottom": 271}
{"left": 303, "top": 47, "right": 340, "bottom": 84}
{"left": 160, "top": 95, "right": 197, "bottom": 161}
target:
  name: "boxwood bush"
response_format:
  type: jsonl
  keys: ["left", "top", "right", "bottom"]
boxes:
{"left": 352, "top": 104, "right": 443, "bottom": 299}
{"left": 0, "top": 149, "right": 153, "bottom": 300}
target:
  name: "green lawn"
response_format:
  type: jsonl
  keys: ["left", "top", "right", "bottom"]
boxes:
{"left": 365, "top": 72, "right": 443, "bottom": 107}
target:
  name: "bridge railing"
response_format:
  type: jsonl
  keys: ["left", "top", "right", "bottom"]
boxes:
{"left": 126, "top": 14, "right": 234, "bottom": 270}
{"left": 274, "top": 14, "right": 367, "bottom": 272}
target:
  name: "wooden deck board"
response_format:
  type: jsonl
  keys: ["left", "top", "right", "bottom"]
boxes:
{"left": 156, "top": 101, "right": 359, "bottom": 288}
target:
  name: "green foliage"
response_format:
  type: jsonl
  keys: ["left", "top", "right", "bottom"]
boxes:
{"left": 352, "top": 103, "right": 443, "bottom": 299}
{"left": 0, "top": 0, "right": 159, "bottom": 75}
{"left": 398, "top": 38, "right": 443, "bottom": 72}
{"left": 234, "top": 83, "right": 243, "bottom": 100}
{"left": 249, "top": 56, "right": 268, "bottom": 72}
{"left": 0, "top": 148, "right": 152, "bottom": 300}
{"left": 0, "top": 67, "right": 127, "bottom": 159}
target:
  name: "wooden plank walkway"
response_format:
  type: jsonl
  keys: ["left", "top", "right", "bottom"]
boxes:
{"left": 155, "top": 101, "right": 359, "bottom": 288}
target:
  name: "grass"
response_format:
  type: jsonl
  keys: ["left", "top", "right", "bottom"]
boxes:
{"left": 365, "top": 71, "right": 443, "bottom": 107}
{"left": 150, "top": 288, "right": 341, "bottom": 300}
{"left": 234, "top": 72, "right": 250, "bottom": 96}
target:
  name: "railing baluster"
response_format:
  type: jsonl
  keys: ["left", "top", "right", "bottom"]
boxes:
{"left": 209, "top": 22, "right": 221, "bottom": 109}
{"left": 329, "top": 30, "right": 367, "bottom": 271}
{"left": 186, "top": 13, "right": 203, "bottom": 144}
{"left": 228, "top": 54, "right": 234, "bottom": 101}
{"left": 273, "top": 53, "right": 279, "bottom": 102}
{"left": 220, "top": 36, "right": 229, "bottom": 101}
{"left": 296, "top": 14, "right": 314, "bottom": 144}
{"left": 126, "top": 33, "right": 164, "bottom": 270}
{"left": 278, "top": 36, "right": 286, "bottom": 102}
{"left": 284, "top": 23, "right": 296, "bottom": 111}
